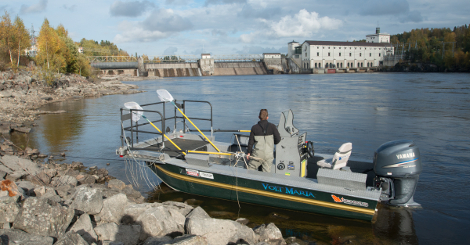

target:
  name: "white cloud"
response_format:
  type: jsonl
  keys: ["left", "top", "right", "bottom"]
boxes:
{"left": 142, "top": 9, "right": 193, "bottom": 32}
{"left": 114, "top": 21, "right": 171, "bottom": 43}
{"left": 240, "top": 9, "right": 342, "bottom": 43}
{"left": 20, "top": 0, "right": 47, "bottom": 14}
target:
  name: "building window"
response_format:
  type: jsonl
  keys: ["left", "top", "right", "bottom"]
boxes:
{"left": 339, "top": 47, "right": 341, "bottom": 49}
{"left": 337, "top": 63, "right": 339, "bottom": 67}
{"left": 341, "top": 63, "right": 343, "bottom": 68}
{"left": 349, "top": 53, "right": 351, "bottom": 57}
{"left": 326, "top": 63, "right": 328, "bottom": 68}
{"left": 360, "top": 53, "right": 362, "bottom": 57}
{"left": 328, "top": 52, "right": 330, "bottom": 56}
{"left": 379, "top": 53, "right": 381, "bottom": 57}
{"left": 328, "top": 47, "right": 330, "bottom": 49}
{"left": 369, "top": 53, "right": 371, "bottom": 57}
{"left": 315, "top": 63, "right": 317, "bottom": 68}
{"left": 317, "top": 52, "right": 319, "bottom": 56}
{"left": 339, "top": 53, "right": 341, "bottom": 56}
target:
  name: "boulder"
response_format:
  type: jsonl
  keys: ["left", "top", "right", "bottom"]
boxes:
{"left": 0, "top": 180, "right": 21, "bottom": 197}
{"left": 77, "top": 174, "right": 96, "bottom": 185}
{"left": 121, "top": 203, "right": 161, "bottom": 224}
{"left": 186, "top": 217, "right": 256, "bottom": 245}
{"left": 33, "top": 171, "right": 51, "bottom": 185}
{"left": 0, "top": 195, "right": 20, "bottom": 223}
{"left": 136, "top": 205, "right": 185, "bottom": 240}
{"left": 52, "top": 175, "right": 78, "bottom": 187}
{"left": 94, "top": 222, "right": 141, "bottom": 245}
{"left": 13, "top": 197, "right": 74, "bottom": 238}
{"left": 54, "top": 231, "right": 89, "bottom": 245}
{"left": 96, "top": 193, "right": 129, "bottom": 224}
{"left": 0, "top": 155, "right": 41, "bottom": 175}
{"left": 69, "top": 213, "right": 98, "bottom": 244}
{"left": 254, "top": 223, "right": 285, "bottom": 244}
{"left": 55, "top": 184, "right": 74, "bottom": 198}
{"left": 0, "top": 229, "right": 54, "bottom": 245}
{"left": 162, "top": 201, "right": 194, "bottom": 217}
{"left": 107, "top": 179, "right": 126, "bottom": 190}
{"left": 143, "top": 236, "right": 173, "bottom": 245}
{"left": 70, "top": 186, "right": 103, "bottom": 215}
{"left": 185, "top": 206, "right": 211, "bottom": 221}
{"left": 13, "top": 127, "right": 31, "bottom": 134}
{"left": 172, "top": 235, "right": 209, "bottom": 245}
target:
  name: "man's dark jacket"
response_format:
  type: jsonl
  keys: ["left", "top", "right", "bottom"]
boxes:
{"left": 247, "top": 120, "right": 281, "bottom": 154}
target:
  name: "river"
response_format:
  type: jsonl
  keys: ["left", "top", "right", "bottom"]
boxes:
{"left": 8, "top": 72, "right": 470, "bottom": 244}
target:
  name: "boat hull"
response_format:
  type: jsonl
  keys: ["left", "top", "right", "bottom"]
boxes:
{"left": 149, "top": 163, "right": 378, "bottom": 221}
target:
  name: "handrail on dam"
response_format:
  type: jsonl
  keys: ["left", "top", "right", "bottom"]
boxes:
{"left": 87, "top": 54, "right": 263, "bottom": 63}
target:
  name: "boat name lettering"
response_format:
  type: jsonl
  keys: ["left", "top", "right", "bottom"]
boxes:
{"left": 396, "top": 152, "right": 415, "bottom": 159}
{"left": 331, "top": 195, "right": 369, "bottom": 207}
{"left": 199, "top": 172, "right": 214, "bottom": 179}
{"left": 262, "top": 183, "right": 315, "bottom": 198}
{"left": 185, "top": 169, "right": 199, "bottom": 177}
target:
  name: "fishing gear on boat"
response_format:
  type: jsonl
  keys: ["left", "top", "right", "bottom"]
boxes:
{"left": 124, "top": 101, "right": 186, "bottom": 156}
{"left": 157, "top": 89, "right": 221, "bottom": 152}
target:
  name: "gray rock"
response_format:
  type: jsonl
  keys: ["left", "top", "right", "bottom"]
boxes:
{"left": 55, "top": 184, "right": 74, "bottom": 198}
{"left": 5, "top": 172, "right": 25, "bottom": 182}
{"left": 0, "top": 156, "right": 40, "bottom": 176}
{"left": 13, "top": 127, "right": 31, "bottom": 134}
{"left": 185, "top": 206, "right": 211, "bottom": 220}
{"left": 162, "top": 201, "right": 194, "bottom": 217}
{"left": 77, "top": 174, "right": 96, "bottom": 185}
{"left": 71, "top": 186, "right": 103, "bottom": 215}
{"left": 69, "top": 213, "right": 98, "bottom": 244}
{"left": 52, "top": 175, "right": 78, "bottom": 187}
{"left": 35, "top": 171, "right": 52, "bottom": 185}
{"left": 254, "top": 223, "right": 285, "bottom": 244}
{"left": 13, "top": 197, "right": 74, "bottom": 238}
{"left": 136, "top": 205, "right": 185, "bottom": 240}
{"left": 186, "top": 217, "right": 256, "bottom": 245}
{"left": 143, "top": 235, "right": 173, "bottom": 245}
{"left": 15, "top": 180, "right": 36, "bottom": 195}
{"left": 172, "top": 235, "right": 209, "bottom": 245}
{"left": 0, "top": 196, "right": 20, "bottom": 223}
{"left": 0, "top": 170, "right": 6, "bottom": 179}
{"left": 121, "top": 203, "right": 161, "bottom": 224}
{"left": 97, "top": 193, "right": 129, "bottom": 224}
{"left": 108, "top": 179, "right": 126, "bottom": 190}
{"left": 94, "top": 222, "right": 141, "bottom": 245}
{"left": 54, "top": 231, "right": 89, "bottom": 245}
{"left": 0, "top": 229, "right": 54, "bottom": 245}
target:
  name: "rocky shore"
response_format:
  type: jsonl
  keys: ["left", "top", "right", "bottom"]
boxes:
{"left": 0, "top": 70, "right": 140, "bottom": 125}
{"left": 0, "top": 151, "right": 296, "bottom": 245}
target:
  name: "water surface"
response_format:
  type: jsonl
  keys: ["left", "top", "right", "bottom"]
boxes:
{"left": 11, "top": 73, "right": 470, "bottom": 244}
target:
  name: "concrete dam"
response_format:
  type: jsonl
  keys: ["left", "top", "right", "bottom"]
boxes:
{"left": 91, "top": 55, "right": 272, "bottom": 78}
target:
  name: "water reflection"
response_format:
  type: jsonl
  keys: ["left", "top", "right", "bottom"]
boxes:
{"left": 373, "top": 205, "right": 419, "bottom": 244}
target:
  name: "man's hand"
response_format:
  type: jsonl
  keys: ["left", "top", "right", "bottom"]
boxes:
{"left": 247, "top": 153, "right": 250, "bottom": 160}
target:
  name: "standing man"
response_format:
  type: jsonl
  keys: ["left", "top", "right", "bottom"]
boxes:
{"left": 247, "top": 109, "right": 281, "bottom": 172}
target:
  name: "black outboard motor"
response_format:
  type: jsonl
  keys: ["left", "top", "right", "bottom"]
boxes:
{"left": 373, "top": 140, "right": 422, "bottom": 207}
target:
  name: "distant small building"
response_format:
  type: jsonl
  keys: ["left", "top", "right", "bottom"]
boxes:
{"left": 366, "top": 27, "right": 390, "bottom": 43}
{"left": 287, "top": 40, "right": 301, "bottom": 59}
{"left": 201, "top": 53, "right": 211, "bottom": 59}
{"left": 78, "top": 47, "right": 84, "bottom": 54}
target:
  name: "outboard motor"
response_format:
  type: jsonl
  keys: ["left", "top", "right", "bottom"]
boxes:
{"left": 373, "top": 140, "right": 422, "bottom": 207}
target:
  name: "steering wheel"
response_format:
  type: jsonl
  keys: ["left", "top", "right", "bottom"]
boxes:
{"left": 307, "top": 141, "right": 314, "bottom": 158}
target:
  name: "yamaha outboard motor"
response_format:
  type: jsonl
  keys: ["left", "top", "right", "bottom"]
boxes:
{"left": 373, "top": 140, "right": 422, "bottom": 207}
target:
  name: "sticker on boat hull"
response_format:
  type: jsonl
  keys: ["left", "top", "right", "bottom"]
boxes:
{"left": 331, "top": 194, "right": 369, "bottom": 207}
{"left": 199, "top": 172, "right": 214, "bottom": 179}
{"left": 185, "top": 169, "right": 199, "bottom": 177}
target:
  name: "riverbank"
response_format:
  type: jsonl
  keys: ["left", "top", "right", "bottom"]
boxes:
{"left": 0, "top": 150, "right": 303, "bottom": 245}
{"left": 0, "top": 70, "right": 141, "bottom": 125}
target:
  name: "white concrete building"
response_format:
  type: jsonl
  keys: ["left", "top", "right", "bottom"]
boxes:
{"left": 298, "top": 41, "right": 394, "bottom": 69}
{"left": 366, "top": 27, "right": 390, "bottom": 43}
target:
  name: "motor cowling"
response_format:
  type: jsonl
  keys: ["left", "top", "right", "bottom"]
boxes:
{"left": 373, "top": 140, "right": 422, "bottom": 207}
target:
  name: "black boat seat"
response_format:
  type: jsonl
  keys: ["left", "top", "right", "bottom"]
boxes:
{"left": 317, "top": 142, "right": 352, "bottom": 170}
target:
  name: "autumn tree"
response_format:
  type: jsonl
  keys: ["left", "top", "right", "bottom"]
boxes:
{"left": 36, "top": 18, "right": 65, "bottom": 83}
{"left": 12, "top": 16, "right": 31, "bottom": 67}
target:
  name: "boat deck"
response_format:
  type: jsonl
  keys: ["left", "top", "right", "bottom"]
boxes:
{"left": 131, "top": 138, "right": 209, "bottom": 157}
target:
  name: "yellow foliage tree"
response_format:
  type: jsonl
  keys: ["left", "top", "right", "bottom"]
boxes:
{"left": 36, "top": 18, "right": 66, "bottom": 84}
{"left": 12, "top": 16, "right": 31, "bottom": 67}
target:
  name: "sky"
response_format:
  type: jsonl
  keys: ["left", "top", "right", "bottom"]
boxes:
{"left": 2, "top": 0, "right": 469, "bottom": 56}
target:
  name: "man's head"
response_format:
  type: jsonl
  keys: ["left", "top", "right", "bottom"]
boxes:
{"left": 259, "top": 109, "right": 268, "bottom": 120}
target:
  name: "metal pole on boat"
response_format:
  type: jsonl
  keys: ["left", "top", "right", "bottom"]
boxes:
{"left": 157, "top": 89, "right": 221, "bottom": 152}
{"left": 124, "top": 102, "right": 186, "bottom": 156}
